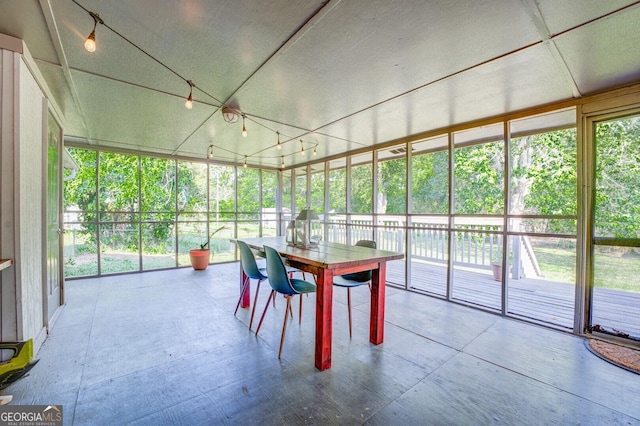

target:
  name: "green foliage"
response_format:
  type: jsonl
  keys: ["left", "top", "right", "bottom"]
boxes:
{"left": 209, "top": 165, "right": 235, "bottom": 212}
{"left": 509, "top": 130, "right": 577, "bottom": 235}
{"left": 594, "top": 117, "right": 640, "bottom": 238}
{"left": 411, "top": 151, "right": 449, "bottom": 214}
{"left": 351, "top": 163, "right": 372, "bottom": 213}
{"left": 236, "top": 168, "right": 260, "bottom": 212}
{"left": 295, "top": 171, "right": 307, "bottom": 212}
{"left": 199, "top": 226, "right": 226, "bottom": 250}
{"left": 328, "top": 168, "right": 346, "bottom": 213}
{"left": 262, "top": 171, "right": 277, "bottom": 209}
{"left": 64, "top": 117, "right": 640, "bottom": 286}
{"left": 378, "top": 156, "right": 406, "bottom": 214}
{"left": 310, "top": 171, "right": 325, "bottom": 212}
{"left": 454, "top": 141, "right": 504, "bottom": 214}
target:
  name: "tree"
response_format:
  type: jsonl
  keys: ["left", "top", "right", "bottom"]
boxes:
{"left": 454, "top": 141, "right": 504, "bottom": 215}
{"left": 594, "top": 118, "right": 640, "bottom": 238}
{"left": 411, "top": 150, "right": 449, "bottom": 214}
{"left": 378, "top": 156, "right": 406, "bottom": 214}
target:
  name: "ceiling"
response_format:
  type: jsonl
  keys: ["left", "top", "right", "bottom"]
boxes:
{"left": 1, "top": 0, "right": 640, "bottom": 170}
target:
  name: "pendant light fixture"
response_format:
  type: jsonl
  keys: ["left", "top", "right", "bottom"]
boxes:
{"left": 241, "top": 114, "right": 247, "bottom": 137}
{"left": 276, "top": 132, "right": 282, "bottom": 150}
{"left": 207, "top": 145, "right": 214, "bottom": 159}
{"left": 222, "top": 106, "right": 239, "bottom": 123}
{"left": 300, "top": 140, "right": 305, "bottom": 156}
{"left": 185, "top": 80, "right": 194, "bottom": 109}
{"left": 84, "top": 11, "right": 103, "bottom": 52}
{"left": 281, "top": 156, "right": 285, "bottom": 169}
{"left": 243, "top": 156, "right": 248, "bottom": 168}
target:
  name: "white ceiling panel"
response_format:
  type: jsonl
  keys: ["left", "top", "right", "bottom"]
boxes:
{"left": 69, "top": 70, "right": 217, "bottom": 153}
{"left": 315, "top": 44, "right": 576, "bottom": 146}
{"left": 553, "top": 5, "right": 640, "bottom": 94}
{"left": 0, "top": 0, "right": 59, "bottom": 62}
{"left": 534, "top": 0, "right": 639, "bottom": 34}
{"left": 233, "top": 0, "right": 541, "bottom": 129}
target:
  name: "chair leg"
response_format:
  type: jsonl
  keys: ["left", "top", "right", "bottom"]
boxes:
{"left": 279, "top": 296, "right": 292, "bottom": 359}
{"left": 249, "top": 279, "right": 263, "bottom": 331}
{"left": 347, "top": 287, "right": 353, "bottom": 339}
{"left": 299, "top": 293, "right": 303, "bottom": 324}
{"left": 255, "top": 290, "right": 275, "bottom": 336}
{"left": 234, "top": 276, "right": 250, "bottom": 316}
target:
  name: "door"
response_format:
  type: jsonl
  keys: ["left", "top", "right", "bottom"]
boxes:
{"left": 588, "top": 112, "right": 640, "bottom": 340}
{"left": 46, "top": 111, "right": 63, "bottom": 324}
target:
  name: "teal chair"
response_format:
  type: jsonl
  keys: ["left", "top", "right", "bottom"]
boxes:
{"left": 235, "top": 240, "right": 303, "bottom": 330}
{"left": 235, "top": 240, "right": 269, "bottom": 331}
{"left": 255, "top": 245, "right": 316, "bottom": 358}
{"left": 332, "top": 240, "right": 376, "bottom": 338}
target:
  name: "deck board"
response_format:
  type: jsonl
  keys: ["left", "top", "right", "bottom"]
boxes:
{"left": 386, "top": 261, "right": 640, "bottom": 337}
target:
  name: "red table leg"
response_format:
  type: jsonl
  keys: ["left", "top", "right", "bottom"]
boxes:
{"left": 240, "top": 264, "right": 250, "bottom": 308}
{"left": 314, "top": 268, "right": 333, "bottom": 370}
{"left": 370, "top": 262, "right": 386, "bottom": 344}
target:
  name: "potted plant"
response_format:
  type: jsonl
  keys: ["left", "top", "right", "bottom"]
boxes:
{"left": 490, "top": 252, "right": 512, "bottom": 281}
{"left": 490, "top": 255, "right": 503, "bottom": 281}
{"left": 189, "top": 226, "right": 225, "bottom": 270}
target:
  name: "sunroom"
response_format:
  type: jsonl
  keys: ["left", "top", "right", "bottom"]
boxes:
{"left": 0, "top": 1, "right": 639, "bottom": 423}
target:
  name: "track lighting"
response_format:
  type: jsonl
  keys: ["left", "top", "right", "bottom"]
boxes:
{"left": 276, "top": 132, "right": 282, "bottom": 150}
{"left": 84, "top": 11, "right": 103, "bottom": 52}
{"left": 185, "top": 80, "right": 194, "bottom": 109}
{"left": 242, "top": 114, "right": 247, "bottom": 137}
{"left": 207, "top": 145, "right": 214, "bottom": 159}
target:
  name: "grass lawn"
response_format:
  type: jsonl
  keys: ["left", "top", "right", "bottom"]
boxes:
{"left": 535, "top": 246, "right": 640, "bottom": 293}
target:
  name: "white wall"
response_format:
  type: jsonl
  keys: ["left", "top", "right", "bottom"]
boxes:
{"left": 0, "top": 48, "right": 19, "bottom": 343}
{"left": 0, "top": 36, "right": 54, "bottom": 354}
{"left": 17, "top": 57, "right": 45, "bottom": 346}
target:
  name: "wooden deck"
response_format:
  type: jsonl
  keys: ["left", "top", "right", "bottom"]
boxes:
{"left": 385, "top": 259, "right": 640, "bottom": 338}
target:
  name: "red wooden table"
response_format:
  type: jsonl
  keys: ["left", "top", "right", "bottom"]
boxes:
{"left": 236, "top": 236, "right": 404, "bottom": 371}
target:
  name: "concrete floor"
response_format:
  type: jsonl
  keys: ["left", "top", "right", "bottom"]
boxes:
{"left": 2, "top": 263, "right": 639, "bottom": 425}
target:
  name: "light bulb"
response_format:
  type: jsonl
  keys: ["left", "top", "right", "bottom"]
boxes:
{"left": 84, "top": 31, "right": 96, "bottom": 52}
{"left": 185, "top": 80, "right": 194, "bottom": 109}
{"left": 300, "top": 140, "right": 305, "bottom": 155}
{"left": 207, "top": 145, "right": 214, "bottom": 159}
{"left": 276, "top": 132, "right": 282, "bottom": 150}
{"left": 242, "top": 116, "right": 247, "bottom": 137}
{"left": 313, "top": 147, "right": 317, "bottom": 156}
{"left": 281, "top": 157, "right": 285, "bottom": 168}
{"left": 244, "top": 157, "right": 248, "bottom": 168}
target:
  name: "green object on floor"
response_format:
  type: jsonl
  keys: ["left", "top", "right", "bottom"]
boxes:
{"left": 0, "top": 340, "right": 39, "bottom": 390}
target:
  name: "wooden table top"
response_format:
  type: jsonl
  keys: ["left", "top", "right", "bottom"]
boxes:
{"left": 237, "top": 236, "right": 404, "bottom": 271}
{"left": 0, "top": 259, "right": 13, "bottom": 272}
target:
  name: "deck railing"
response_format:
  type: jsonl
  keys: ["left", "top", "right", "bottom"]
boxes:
{"left": 321, "top": 216, "right": 518, "bottom": 272}
{"left": 280, "top": 214, "right": 539, "bottom": 276}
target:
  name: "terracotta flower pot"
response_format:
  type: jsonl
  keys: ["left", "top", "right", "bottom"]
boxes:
{"left": 189, "top": 249, "right": 211, "bottom": 270}
{"left": 491, "top": 262, "right": 502, "bottom": 281}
